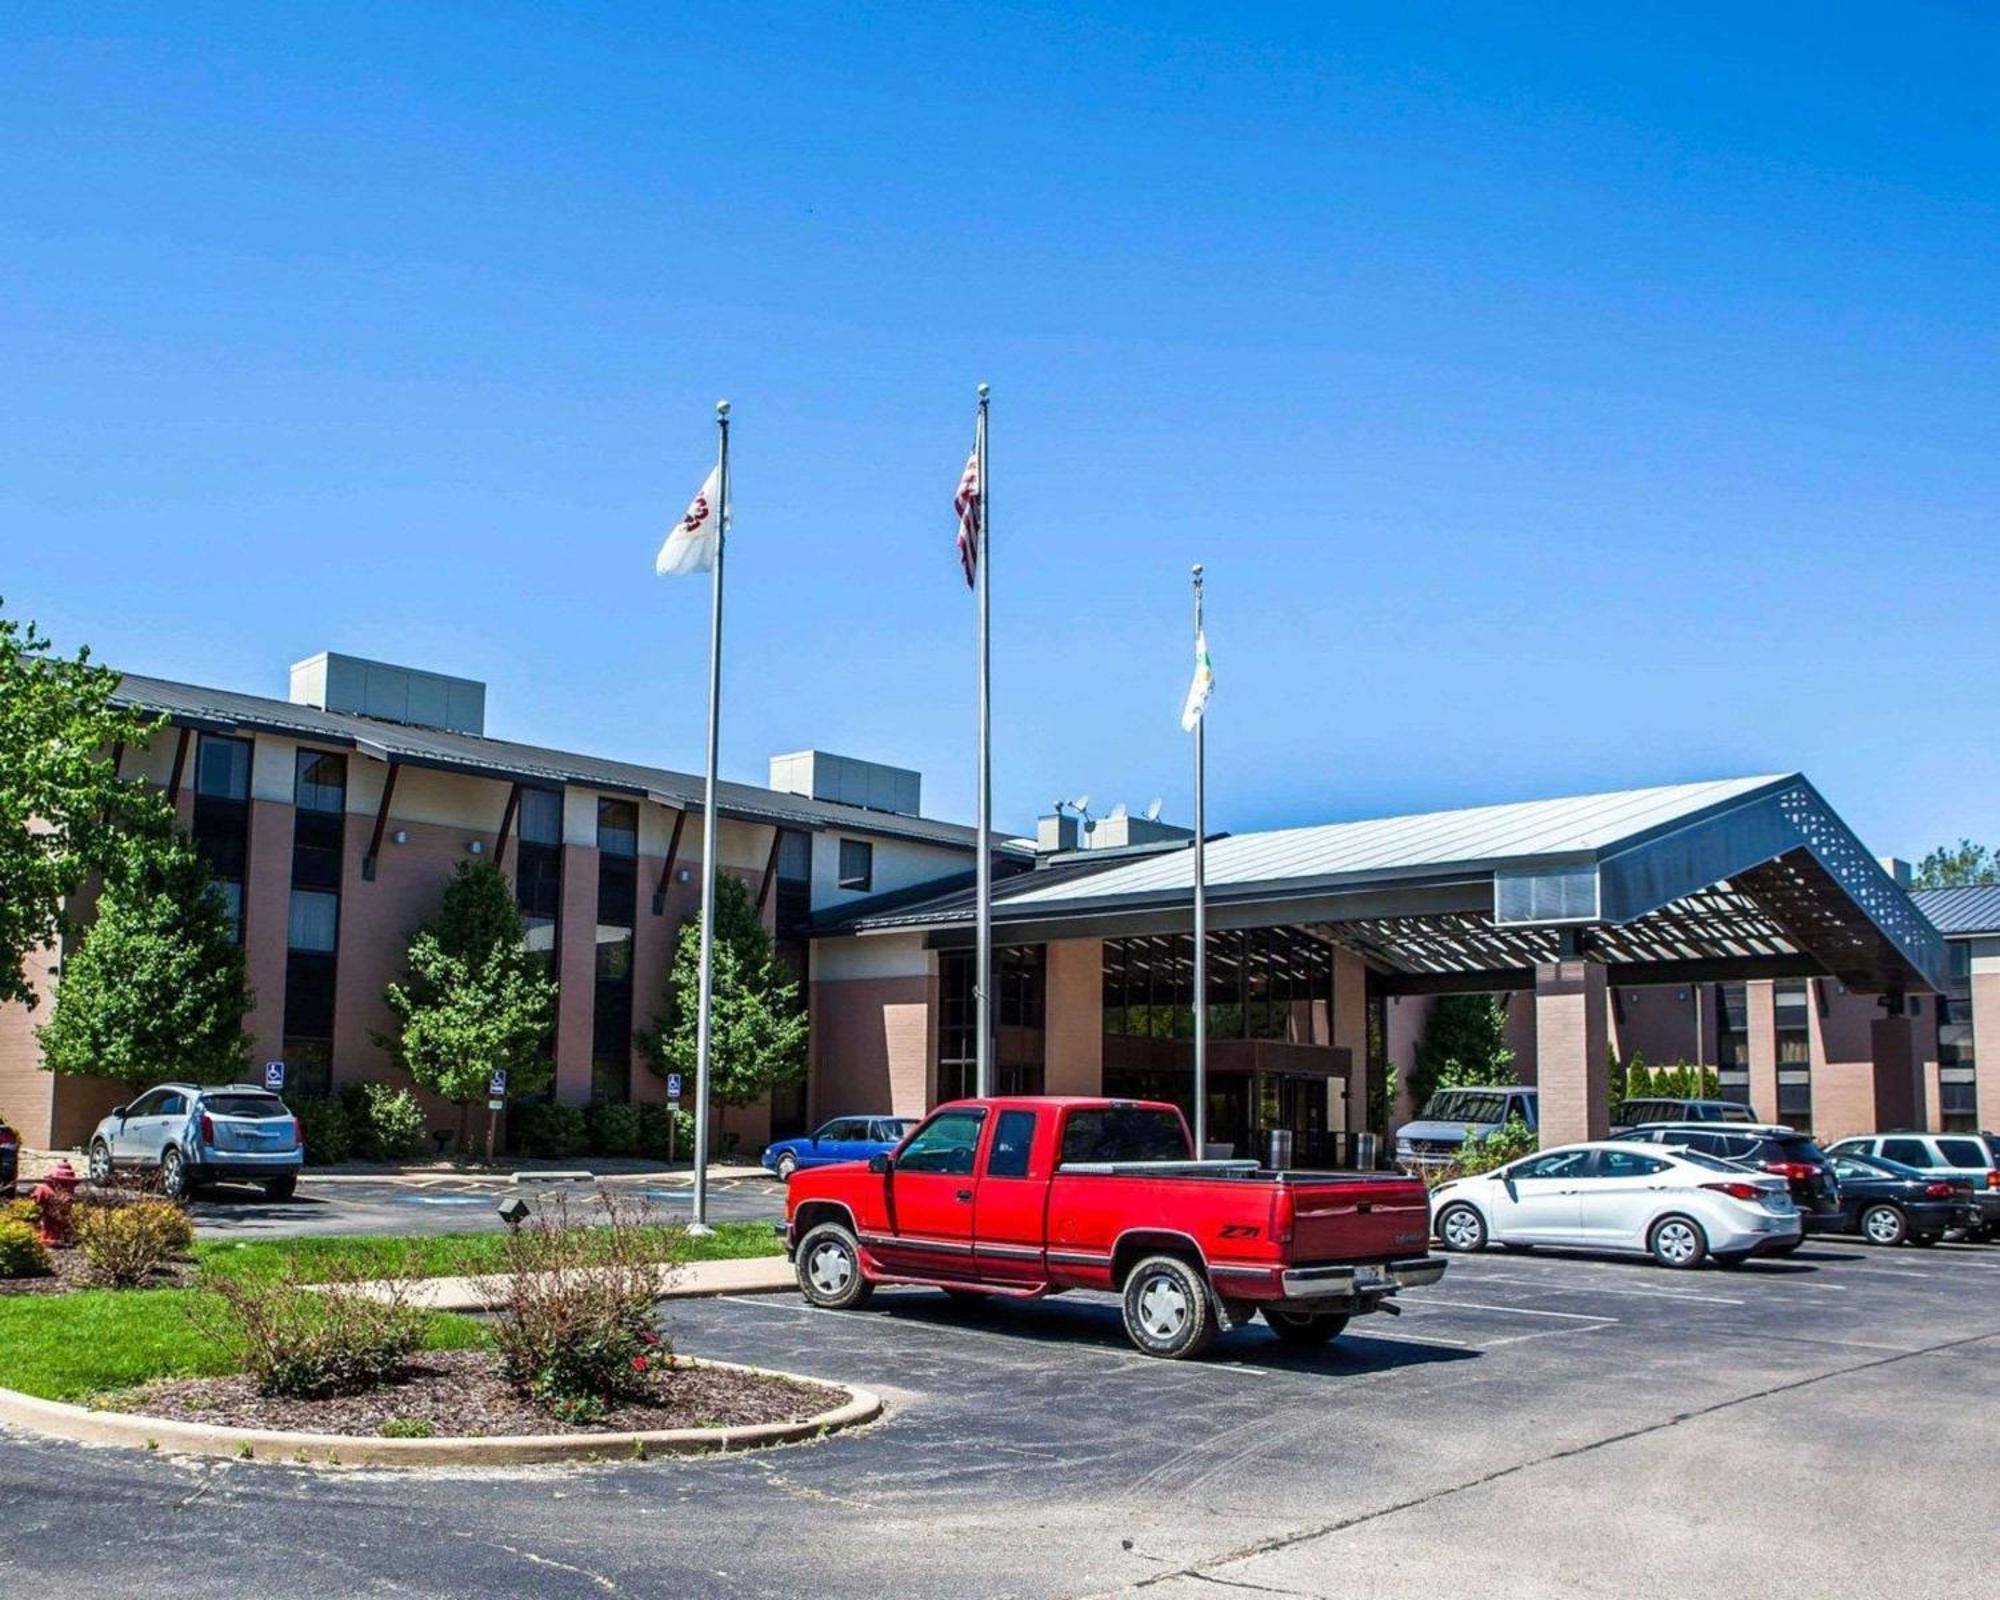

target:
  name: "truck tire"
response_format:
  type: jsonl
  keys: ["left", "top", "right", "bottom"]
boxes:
{"left": 1120, "top": 1255, "right": 1217, "bottom": 1360}
{"left": 1261, "top": 1307, "right": 1349, "bottom": 1347}
{"left": 796, "top": 1222, "right": 874, "bottom": 1311}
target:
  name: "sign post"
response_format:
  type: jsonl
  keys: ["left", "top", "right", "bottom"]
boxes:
{"left": 666, "top": 1073, "right": 683, "bottom": 1165}
{"left": 486, "top": 1070, "right": 507, "bottom": 1166}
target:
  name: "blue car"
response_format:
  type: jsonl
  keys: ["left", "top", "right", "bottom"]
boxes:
{"left": 762, "top": 1116, "right": 915, "bottom": 1181}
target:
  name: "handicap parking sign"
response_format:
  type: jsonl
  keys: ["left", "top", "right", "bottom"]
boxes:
{"left": 488, "top": 1069, "right": 508, "bottom": 1098}
{"left": 263, "top": 1060, "right": 286, "bottom": 1091}
{"left": 666, "top": 1072, "right": 684, "bottom": 1102}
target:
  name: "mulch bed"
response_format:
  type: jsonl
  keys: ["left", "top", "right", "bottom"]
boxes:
{"left": 0, "top": 1248, "right": 196, "bottom": 1298}
{"left": 117, "top": 1349, "right": 847, "bottom": 1438}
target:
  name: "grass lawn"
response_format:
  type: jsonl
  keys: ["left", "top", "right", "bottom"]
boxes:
{"left": 0, "top": 1291, "right": 487, "bottom": 1404}
{"left": 194, "top": 1218, "right": 781, "bottom": 1286}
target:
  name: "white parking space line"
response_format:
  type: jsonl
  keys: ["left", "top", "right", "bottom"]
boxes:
{"left": 1455, "top": 1273, "right": 1743, "bottom": 1306}
{"left": 1406, "top": 1298, "right": 1616, "bottom": 1322}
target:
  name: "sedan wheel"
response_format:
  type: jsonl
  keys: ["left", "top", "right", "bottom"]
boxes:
{"left": 1861, "top": 1204, "right": 1908, "bottom": 1247}
{"left": 1648, "top": 1214, "right": 1708, "bottom": 1270}
{"left": 88, "top": 1141, "right": 112, "bottom": 1185}
{"left": 1436, "top": 1202, "right": 1487, "bottom": 1253}
{"left": 775, "top": 1152, "right": 798, "bottom": 1182}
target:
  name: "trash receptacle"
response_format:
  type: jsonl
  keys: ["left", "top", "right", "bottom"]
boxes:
{"left": 1264, "top": 1129, "right": 1295, "bottom": 1170}
{"left": 1353, "top": 1131, "right": 1380, "bottom": 1171}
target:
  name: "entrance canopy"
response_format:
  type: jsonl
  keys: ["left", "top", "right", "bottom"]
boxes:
{"left": 828, "top": 775, "right": 1948, "bottom": 998}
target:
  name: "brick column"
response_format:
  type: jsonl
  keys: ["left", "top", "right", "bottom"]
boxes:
{"left": 1535, "top": 959, "right": 1608, "bottom": 1146}
{"left": 1746, "top": 980, "right": 1778, "bottom": 1122}
{"left": 1974, "top": 950, "right": 2000, "bottom": 1132}
{"left": 1042, "top": 937, "right": 1104, "bottom": 1096}
{"left": 1868, "top": 1012, "right": 1923, "bottom": 1133}
{"left": 242, "top": 798, "right": 295, "bottom": 1070}
{"left": 552, "top": 842, "right": 600, "bottom": 1105}
{"left": 1332, "top": 948, "right": 1369, "bottom": 1134}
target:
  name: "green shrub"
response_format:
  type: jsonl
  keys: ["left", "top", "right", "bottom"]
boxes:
{"left": 285, "top": 1093, "right": 354, "bottom": 1166}
{"left": 1453, "top": 1116, "right": 1538, "bottom": 1178}
{"left": 0, "top": 1198, "right": 38, "bottom": 1229}
{"left": 587, "top": 1102, "right": 641, "bottom": 1158}
{"left": 199, "top": 1262, "right": 427, "bottom": 1398}
{"left": 488, "top": 1192, "right": 674, "bottom": 1422}
{"left": 510, "top": 1103, "right": 588, "bottom": 1160}
{"left": 74, "top": 1196, "right": 194, "bottom": 1287}
{"left": 340, "top": 1083, "right": 431, "bottom": 1162}
{"left": 0, "top": 1219, "right": 52, "bottom": 1279}
{"left": 633, "top": 1103, "right": 695, "bottom": 1159}
{"left": 378, "top": 1416, "right": 434, "bottom": 1439}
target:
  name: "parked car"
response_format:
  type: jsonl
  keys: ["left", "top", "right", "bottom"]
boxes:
{"left": 88, "top": 1083, "right": 303, "bottom": 1200}
{"left": 0, "top": 1114, "right": 17, "bottom": 1196}
{"left": 1618, "top": 1122, "right": 1840, "bottom": 1241}
{"left": 1824, "top": 1132, "right": 2000, "bottom": 1241}
{"left": 783, "top": 1096, "right": 1446, "bottom": 1358}
{"left": 1430, "top": 1140, "right": 1801, "bottom": 1268}
{"left": 1610, "top": 1098, "right": 1756, "bottom": 1134}
{"left": 1823, "top": 1151, "right": 1973, "bottom": 1246}
{"left": 1395, "top": 1086, "right": 1538, "bottom": 1170}
{"left": 762, "top": 1116, "right": 916, "bottom": 1181}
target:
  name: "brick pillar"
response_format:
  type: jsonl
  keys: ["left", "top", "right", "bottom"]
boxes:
{"left": 553, "top": 842, "right": 600, "bottom": 1105}
{"left": 1869, "top": 1013, "right": 1923, "bottom": 1133}
{"left": 1332, "top": 948, "right": 1369, "bottom": 1134}
{"left": 1746, "top": 980, "right": 1778, "bottom": 1122}
{"left": 242, "top": 798, "right": 295, "bottom": 1071}
{"left": 1535, "top": 959, "right": 1608, "bottom": 1146}
{"left": 1043, "top": 938, "right": 1104, "bottom": 1096}
{"left": 1974, "top": 953, "right": 2000, "bottom": 1132}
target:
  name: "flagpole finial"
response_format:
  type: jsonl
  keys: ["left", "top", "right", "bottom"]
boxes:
{"left": 716, "top": 399, "right": 730, "bottom": 418}
{"left": 1192, "top": 562, "right": 1204, "bottom": 581}
{"left": 977, "top": 382, "right": 990, "bottom": 399}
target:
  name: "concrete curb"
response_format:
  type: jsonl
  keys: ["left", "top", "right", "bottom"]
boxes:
{"left": 0, "top": 1357, "right": 881, "bottom": 1468}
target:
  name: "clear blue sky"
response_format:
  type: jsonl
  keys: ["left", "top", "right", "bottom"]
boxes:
{"left": 5, "top": 3, "right": 1995, "bottom": 856}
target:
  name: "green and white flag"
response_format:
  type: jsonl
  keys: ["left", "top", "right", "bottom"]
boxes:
{"left": 1180, "top": 629, "right": 1214, "bottom": 731}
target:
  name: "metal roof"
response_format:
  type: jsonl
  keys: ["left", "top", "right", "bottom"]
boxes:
{"left": 1912, "top": 884, "right": 2000, "bottom": 937}
{"left": 835, "top": 774, "right": 1949, "bottom": 995}
{"left": 112, "top": 670, "right": 1001, "bottom": 852}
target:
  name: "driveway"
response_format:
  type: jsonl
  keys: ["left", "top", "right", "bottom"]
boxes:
{"left": 184, "top": 1170, "right": 787, "bottom": 1238}
{"left": 1, "top": 1239, "right": 1995, "bottom": 1597}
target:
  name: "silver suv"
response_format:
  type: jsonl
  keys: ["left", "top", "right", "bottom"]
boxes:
{"left": 88, "top": 1083, "right": 304, "bottom": 1200}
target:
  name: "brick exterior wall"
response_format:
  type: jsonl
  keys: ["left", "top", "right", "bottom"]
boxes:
{"left": 1043, "top": 938, "right": 1104, "bottom": 1096}
{"left": 810, "top": 974, "right": 937, "bottom": 1121}
{"left": 1535, "top": 959, "right": 1609, "bottom": 1146}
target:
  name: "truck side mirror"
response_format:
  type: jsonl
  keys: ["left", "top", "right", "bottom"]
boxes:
{"left": 868, "top": 1152, "right": 893, "bottom": 1175}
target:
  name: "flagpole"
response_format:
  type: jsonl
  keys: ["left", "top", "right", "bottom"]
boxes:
{"left": 974, "top": 382, "right": 993, "bottom": 1100}
{"left": 1191, "top": 563, "right": 1207, "bottom": 1157}
{"left": 689, "top": 398, "right": 728, "bottom": 1237}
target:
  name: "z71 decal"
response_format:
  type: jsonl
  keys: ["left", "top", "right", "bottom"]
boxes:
{"left": 1219, "top": 1224, "right": 1261, "bottom": 1239}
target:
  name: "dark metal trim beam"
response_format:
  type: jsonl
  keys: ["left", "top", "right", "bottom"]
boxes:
{"left": 651, "top": 808, "right": 688, "bottom": 916}
{"left": 492, "top": 782, "right": 521, "bottom": 868}
{"left": 361, "top": 763, "right": 401, "bottom": 883}
{"left": 1376, "top": 952, "right": 1828, "bottom": 996}
{"left": 756, "top": 828, "right": 783, "bottom": 915}
{"left": 165, "top": 727, "right": 192, "bottom": 805}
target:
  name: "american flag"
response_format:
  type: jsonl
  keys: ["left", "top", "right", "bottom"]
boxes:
{"left": 953, "top": 441, "right": 980, "bottom": 588}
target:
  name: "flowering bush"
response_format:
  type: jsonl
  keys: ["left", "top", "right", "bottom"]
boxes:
{"left": 198, "top": 1261, "right": 426, "bottom": 1398}
{"left": 485, "top": 1192, "right": 678, "bottom": 1423}
{"left": 0, "top": 1218, "right": 52, "bottom": 1279}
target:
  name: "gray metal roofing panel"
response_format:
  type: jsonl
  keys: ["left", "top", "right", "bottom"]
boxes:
{"left": 112, "top": 671, "right": 993, "bottom": 851}
{"left": 1911, "top": 884, "right": 2000, "bottom": 937}
{"left": 996, "top": 775, "right": 1793, "bottom": 908}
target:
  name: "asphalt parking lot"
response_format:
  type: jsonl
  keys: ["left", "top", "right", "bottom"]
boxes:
{"left": 2, "top": 1234, "right": 1994, "bottom": 1598}
{"left": 183, "top": 1171, "right": 787, "bottom": 1238}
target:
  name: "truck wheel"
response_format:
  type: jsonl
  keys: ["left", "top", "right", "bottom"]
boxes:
{"left": 796, "top": 1222, "right": 874, "bottom": 1311}
{"left": 1436, "top": 1202, "right": 1487, "bottom": 1253}
{"left": 1120, "top": 1255, "right": 1217, "bottom": 1359}
{"left": 1261, "top": 1307, "right": 1349, "bottom": 1347}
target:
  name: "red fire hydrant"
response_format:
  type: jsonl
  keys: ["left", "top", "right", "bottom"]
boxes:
{"left": 31, "top": 1160, "right": 79, "bottom": 1248}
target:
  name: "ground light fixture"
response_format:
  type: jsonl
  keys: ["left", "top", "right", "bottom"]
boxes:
{"left": 496, "top": 1195, "right": 531, "bottom": 1231}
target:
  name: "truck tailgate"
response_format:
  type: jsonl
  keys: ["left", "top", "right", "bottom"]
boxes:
{"left": 1285, "top": 1176, "right": 1432, "bottom": 1262}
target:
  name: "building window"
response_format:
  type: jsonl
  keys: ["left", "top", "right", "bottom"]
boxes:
{"left": 514, "top": 788, "right": 564, "bottom": 961}
{"left": 1773, "top": 980, "right": 1811, "bottom": 1131}
{"left": 1102, "top": 929, "right": 1332, "bottom": 1044}
{"left": 775, "top": 829, "right": 813, "bottom": 937}
{"left": 938, "top": 946, "right": 1045, "bottom": 1101}
{"left": 195, "top": 734, "right": 251, "bottom": 801}
{"left": 287, "top": 889, "right": 339, "bottom": 953}
{"left": 597, "top": 798, "right": 638, "bottom": 858}
{"left": 520, "top": 787, "right": 563, "bottom": 846}
{"left": 1716, "top": 983, "right": 1749, "bottom": 1099}
{"left": 591, "top": 798, "right": 639, "bottom": 1103}
{"left": 294, "top": 750, "right": 346, "bottom": 814}
{"left": 838, "top": 838, "right": 874, "bottom": 892}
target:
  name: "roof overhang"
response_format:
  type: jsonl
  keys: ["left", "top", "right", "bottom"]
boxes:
{"left": 866, "top": 776, "right": 1947, "bottom": 996}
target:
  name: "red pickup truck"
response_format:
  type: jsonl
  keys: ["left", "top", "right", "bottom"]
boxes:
{"left": 783, "top": 1096, "right": 1446, "bottom": 1358}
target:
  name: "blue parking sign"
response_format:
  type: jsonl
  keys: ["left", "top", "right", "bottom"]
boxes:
{"left": 263, "top": 1060, "right": 286, "bottom": 1092}
{"left": 666, "top": 1073, "right": 684, "bottom": 1102}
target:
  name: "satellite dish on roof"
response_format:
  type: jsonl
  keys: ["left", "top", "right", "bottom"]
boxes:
{"left": 1144, "top": 797, "right": 1163, "bottom": 821}
{"left": 1108, "top": 802, "right": 1128, "bottom": 822}
{"left": 1071, "top": 793, "right": 1091, "bottom": 817}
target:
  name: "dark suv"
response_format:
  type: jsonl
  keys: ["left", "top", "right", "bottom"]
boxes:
{"left": 1622, "top": 1123, "right": 1841, "bottom": 1237}
{"left": 1611, "top": 1098, "right": 1757, "bottom": 1135}
{"left": 0, "top": 1114, "right": 17, "bottom": 1196}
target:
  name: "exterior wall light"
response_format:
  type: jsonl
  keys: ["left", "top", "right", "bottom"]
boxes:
{"left": 392, "top": 829, "right": 409, "bottom": 846}
{"left": 467, "top": 840, "right": 485, "bottom": 855}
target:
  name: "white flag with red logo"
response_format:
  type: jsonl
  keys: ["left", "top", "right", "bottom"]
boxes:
{"left": 656, "top": 466, "right": 723, "bottom": 576}
{"left": 953, "top": 442, "right": 980, "bottom": 587}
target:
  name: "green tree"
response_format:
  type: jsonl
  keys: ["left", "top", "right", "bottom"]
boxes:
{"left": 0, "top": 601, "right": 170, "bottom": 1009}
{"left": 1913, "top": 839, "right": 1999, "bottom": 890}
{"left": 1408, "top": 993, "right": 1516, "bottom": 1109}
{"left": 638, "top": 874, "right": 808, "bottom": 1138}
{"left": 37, "top": 833, "right": 250, "bottom": 1088}
{"left": 381, "top": 862, "right": 557, "bottom": 1149}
